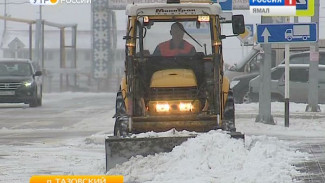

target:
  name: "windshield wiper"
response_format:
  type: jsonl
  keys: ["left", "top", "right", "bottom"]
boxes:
{"left": 176, "top": 23, "right": 202, "bottom": 47}
{"left": 123, "top": 26, "right": 133, "bottom": 40}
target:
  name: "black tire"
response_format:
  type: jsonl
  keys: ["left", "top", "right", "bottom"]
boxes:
{"left": 114, "top": 117, "right": 129, "bottom": 137}
{"left": 113, "top": 120, "right": 119, "bottom": 136}
{"left": 271, "top": 93, "right": 284, "bottom": 102}
{"left": 37, "top": 86, "right": 43, "bottom": 106}
{"left": 242, "top": 92, "right": 251, "bottom": 104}
{"left": 29, "top": 87, "right": 39, "bottom": 107}
{"left": 287, "top": 36, "right": 292, "bottom": 41}
{"left": 234, "top": 92, "right": 243, "bottom": 104}
{"left": 234, "top": 89, "right": 248, "bottom": 104}
{"left": 223, "top": 90, "right": 236, "bottom": 132}
{"left": 248, "top": 92, "right": 259, "bottom": 103}
{"left": 113, "top": 90, "right": 129, "bottom": 137}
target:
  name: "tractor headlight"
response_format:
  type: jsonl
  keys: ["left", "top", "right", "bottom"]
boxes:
{"left": 179, "top": 102, "right": 193, "bottom": 112}
{"left": 23, "top": 81, "right": 33, "bottom": 87}
{"left": 156, "top": 103, "right": 170, "bottom": 112}
{"left": 230, "top": 80, "right": 240, "bottom": 89}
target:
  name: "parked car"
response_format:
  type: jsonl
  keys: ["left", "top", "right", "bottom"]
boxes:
{"left": 225, "top": 45, "right": 262, "bottom": 81}
{"left": 224, "top": 42, "right": 319, "bottom": 81}
{"left": 230, "top": 72, "right": 259, "bottom": 103}
{"left": 0, "top": 59, "right": 43, "bottom": 107}
{"left": 248, "top": 51, "right": 325, "bottom": 103}
{"left": 226, "top": 45, "right": 262, "bottom": 103}
{"left": 226, "top": 43, "right": 325, "bottom": 103}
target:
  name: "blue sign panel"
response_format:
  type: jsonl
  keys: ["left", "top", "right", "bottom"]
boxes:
{"left": 296, "top": 0, "right": 308, "bottom": 10}
{"left": 257, "top": 23, "right": 317, "bottom": 44}
{"left": 212, "top": 0, "right": 232, "bottom": 10}
{"left": 249, "top": 0, "right": 284, "bottom": 6}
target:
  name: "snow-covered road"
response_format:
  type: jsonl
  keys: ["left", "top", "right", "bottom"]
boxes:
{"left": 0, "top": 92, "right": 324, "bottom": 183}
{"left": 0, "top": 92, "right": 116, "bottom": 182}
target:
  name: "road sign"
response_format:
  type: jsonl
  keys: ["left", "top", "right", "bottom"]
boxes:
{"left": 245, "top": 24, "right": 254, "bottom": 37}
{"left": 8, "top": 37, "right": 25, "bottom": 51}
{"left": 297, "top": 0, "right": 308, "bottom": 10}
{"left": 249, "top": 0, "right": 314, "bottom": 16}
{"left": 212, "top": 0, "right": 232, "bottom": 11}
{"left": 238, "top": 28, "right": 250, "bottom": 42}
{"left": 257, "top": 23, "right": 317, "bottom": 44}
{"left": 296, "top": 0, "right": 314, "bottom": 16}
{"left": 233, "top": 0, "right": 249, "bottom": 10}
{"left": 238, "top": 24, "right": 253, "bottom": 42}
{"left": 238, "top": 24, "right": 254, "bottom": 45}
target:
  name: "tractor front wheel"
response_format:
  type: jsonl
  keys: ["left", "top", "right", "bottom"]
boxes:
{"left": 223, "top": 90, "right": 236, "bottom": 132}
{"left": 113, "top": 89, "right": 129, "bottom": 137}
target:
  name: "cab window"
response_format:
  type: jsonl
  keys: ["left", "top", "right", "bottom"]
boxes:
{"left": 290, "top": 54, "right": 309, "bottom": 64}
{"left": 290, "top": 68, "right": 308, "bottom": 82}
{"left": 271, "top": 68, "right": 284, "bottom": 80}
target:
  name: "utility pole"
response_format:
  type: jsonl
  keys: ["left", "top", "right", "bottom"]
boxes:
{"left": 35, "top": 5, "right": 43, "bottom": 69}
{"left": 0, "top": 0, "right": 7, "bottom": 54}
{"left": 306, "top": 0, "right": 320, "bottom": 112}
{"left": 39, "top": 5, "right": 42, "bottom": 20}
{"left": 255, "top": 16, "right": 274, "bottom": 125}
{"left": 4, "top": 0, "right": 6, "bottom": 31}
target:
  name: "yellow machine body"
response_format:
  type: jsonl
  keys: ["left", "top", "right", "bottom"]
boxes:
{"left": 106, "top": 0, "right": 244, "bottom": 172}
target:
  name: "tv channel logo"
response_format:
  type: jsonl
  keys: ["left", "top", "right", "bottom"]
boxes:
{"left": 296, "top": 0, "right": 308, "bottom": 10}
{"left": 30, "top": 0, "right": 58, "bottom": 5}
{"left": 30, "top": 0, "right": 92, "bottom": 5}
{"left": 250, "top": 0, "right": 314, "bottom": 16}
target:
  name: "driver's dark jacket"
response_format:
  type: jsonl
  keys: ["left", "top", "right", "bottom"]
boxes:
{"left": 153, "top": 39, "right": 196, "bottom": 56}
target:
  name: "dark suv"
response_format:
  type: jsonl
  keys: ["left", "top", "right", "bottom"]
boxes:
{"left": 0, "top": 59, "right": 42, "bottom": 107}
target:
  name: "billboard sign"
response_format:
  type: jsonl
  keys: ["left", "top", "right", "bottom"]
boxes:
{"left": 249, "top": 0, "right": 314, "bottom": 16}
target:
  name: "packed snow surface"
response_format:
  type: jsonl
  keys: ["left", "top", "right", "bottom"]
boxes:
{"left": 2, "top": 93, "right": 323, "bottom": 183}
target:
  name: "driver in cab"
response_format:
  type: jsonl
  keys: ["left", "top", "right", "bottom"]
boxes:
{"left": 153, "top": 22, "right": 196, "bottom": 56}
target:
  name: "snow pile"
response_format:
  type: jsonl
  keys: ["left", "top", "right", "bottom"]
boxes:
{"left": 108, "top": 131, "right": 307, "bottom": 183}
{"left": 131, "top": 129, "right": 198, "bottom": 138}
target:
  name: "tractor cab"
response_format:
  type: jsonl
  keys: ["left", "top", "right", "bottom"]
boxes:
{"left": 123, "top": 1, "right": 244, "bottom": 119}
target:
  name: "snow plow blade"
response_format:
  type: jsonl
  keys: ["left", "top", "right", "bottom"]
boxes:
{"left": 228, "top": 131, "right": 245, "bottom": 139}
{"left": 105, "top": 135, "right": 196, "bottom": 172}
{"left": 105, "top": 131, "right": 244, "bottom": 172}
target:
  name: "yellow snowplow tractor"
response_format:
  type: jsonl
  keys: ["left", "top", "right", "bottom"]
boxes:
{"left": 106, "top": 0, "right": 245, "bottom": 171}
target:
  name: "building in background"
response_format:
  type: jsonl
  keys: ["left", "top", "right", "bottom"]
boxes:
{"left": 0, "top": 3, "right": 126, "bottom": 92}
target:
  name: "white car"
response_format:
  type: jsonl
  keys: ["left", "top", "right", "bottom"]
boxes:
{"left": 248, "top": 51, "right": 325, "bottom": 103}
